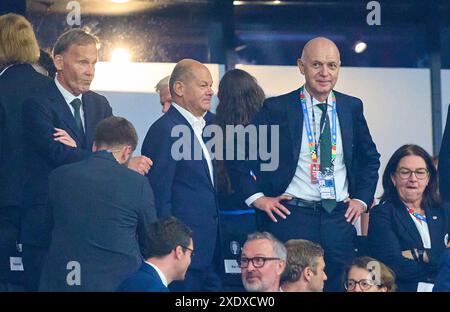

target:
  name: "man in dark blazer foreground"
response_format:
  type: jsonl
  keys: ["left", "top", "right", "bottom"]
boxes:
{"left": 141, "top": 59, "right": 222, "bottom": 291}
{"left": 40, "top": 117, "right": 157, "bottom": 291}
{"left": 118, "top": 217, "right": 193, "bottom": 292}
{"left": 228, "top": 37, "right": 380, "bottom": 291}
{"left": 21, "top": 29, "right": 152, "bottom": 291}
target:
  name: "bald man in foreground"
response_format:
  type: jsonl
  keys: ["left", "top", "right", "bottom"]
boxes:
{"left": 229, "top": 37, "right": 380, "bottom": 291}
{"left": 141, "top": 59, "right": 222, "bottom": 291}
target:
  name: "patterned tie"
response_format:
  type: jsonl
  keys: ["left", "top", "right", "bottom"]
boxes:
{"left": 317, "top": 103, "right": 336, "bottom": 212}
{"left": 69, "top": 98, "right": 84, "bottom": 134}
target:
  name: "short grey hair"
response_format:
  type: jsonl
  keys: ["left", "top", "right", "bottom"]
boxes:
{"left": 155, "top": 75, "right": 170, "bottom": 93}
{"left": 169, "top": 62, "right": 195, "bottom": 98}
{"left": 52, "top": 28, "right": 99, "bottom": 57}
{"left": 245, "top": 232, "right": 287, "bottom": 261}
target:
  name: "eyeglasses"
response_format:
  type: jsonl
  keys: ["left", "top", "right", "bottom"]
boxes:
{"left": 395, "top": 168, "right": 429, "bottom": 180}
{"left": 239, "top": 257, "right": 281, "bottom": 268}
{"left": 180, "top": 245, "right": 194, "bottom": 257}
{"left": 344, "top": 279, "right": 379, "bottom": 291}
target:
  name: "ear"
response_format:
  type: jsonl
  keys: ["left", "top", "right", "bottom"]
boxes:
{"left": 172, "top": 81, "right": 184, "bottom": 98}
{"left": 277, "top": 260, "right": 286, "bottom": 275}
{"left": 92, "top": 141, "right": 98, "bottom": 152}
{"left": 54, "top": 54, "right": 64, "bottom": 71}
{"left": 304, "top": 267, "right": 313, "bottom": 282}
{"left": 390, "top": 174, "right": 396, "bottom": 187}
{"left": 120, "top": 145, "right": 133, "bottom": 164}
{"left": 174, "top": 245, "right": 184, "bottom": 260}
{"left": 297, "top": 58, "right": 305, "bottom": 75}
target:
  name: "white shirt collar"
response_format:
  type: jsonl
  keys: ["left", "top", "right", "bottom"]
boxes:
{"left": 172, "top": 103, "right": 206, "bottom": 129}
{"left": 302, "top": 85, "right": 333, "bottom": 108}
{"left": 145, "top": 261, "right": 168, "bottom": 287}
{"left": 54, "top": 75, "right": 82, "bottom": 105}
{"left": 0, "top": 64, "right": 13, "bottom": 77}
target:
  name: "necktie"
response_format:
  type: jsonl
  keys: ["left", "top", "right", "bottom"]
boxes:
{"left": 317, "top": 103, "right": 336, "bottom": 212}
{"left": 70, "top": 98, "right": 84, "bottom": 134}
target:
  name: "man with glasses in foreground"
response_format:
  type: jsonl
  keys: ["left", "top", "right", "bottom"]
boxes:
{"left": 118, "top": 217, "right": 193, "bottom": 292}
{"left": 240, "top": 232, "right": 286, "bottom": 292}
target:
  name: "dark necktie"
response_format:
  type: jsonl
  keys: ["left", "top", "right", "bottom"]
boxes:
{"left": 70, "top": 98, "right": 84, "bottom": 134}
{"left": 317, "top": 103, "right": 336, "bottom": 212}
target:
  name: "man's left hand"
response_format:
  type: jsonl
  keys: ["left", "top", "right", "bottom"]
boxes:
{"left": 128, "top": 156, "right": 153, "bottom": 175}
{"left": 344, "top": 198, "right": 366, "bottom": 224}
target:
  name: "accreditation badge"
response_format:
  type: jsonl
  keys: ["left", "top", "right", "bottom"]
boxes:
{"left": 317, "top": 167, "right": 336, "bottom": 200}
{"left": 310, "top": 163, "right": 320, "bottom": 184}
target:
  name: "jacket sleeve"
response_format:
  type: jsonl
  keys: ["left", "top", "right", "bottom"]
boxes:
{"left": 368, "top": 203, "right": 428, "bottom": 281}
{"left": 141, "top": 123, "right": 177, "bottom": 219}
{"left": 439, "top": 104, "right": 450, "bottom": 203}
{"left": 23, "top": 97, "right": 90, "bottom": 167}
{"left": 352, "top": 99, "right": 381, "bottom": 206}
{"left": 136, "top": 178, "right": 157, "bottom": 250}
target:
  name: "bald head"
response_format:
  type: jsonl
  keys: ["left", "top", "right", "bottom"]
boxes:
{"left": 300, "top": 37, "right": 340, "bottom": 62}
{"left": 298, "top": 37, "right": 341, "bottom": 102}
{"left": 170, "top": 58, "right": 213, "bottom": 116}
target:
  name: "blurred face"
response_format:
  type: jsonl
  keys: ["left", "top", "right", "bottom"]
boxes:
{"left": 159, "top": 86, "right": 172, "bottom": 113}
{"left": 178, "top": 64, "right": 213, "bottom": 117}
{"left": 308, "top": 257, "right": 327, "bottom": 292}
{"left": 391, "top": 155, "right": 429, "bottom": 205}
{"left": 346, "top": 267, "right": 387, "bottom": 292}
{"left": 298, "top": 39, "right": 340, "bottom": 102}
{"left": 54, "top": 43, "right": 97, "bottom": 96}
{"left": 241, "top": 239, "right": 285, "bottom": 292}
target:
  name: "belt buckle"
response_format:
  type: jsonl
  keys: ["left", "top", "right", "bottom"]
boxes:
{"left": 312, "top": 201, "right": 321, "bottom": 212}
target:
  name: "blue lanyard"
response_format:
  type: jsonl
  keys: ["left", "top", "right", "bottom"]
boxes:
{"left": 406, "top": 206, "right": 427, "bottom": 223}
{"left": 300, "top": 86, "right": 337, "bottom": 163}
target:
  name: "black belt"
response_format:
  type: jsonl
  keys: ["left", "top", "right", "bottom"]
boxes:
{"left": 283, "top": 198, "right": 323, "bottom": 210}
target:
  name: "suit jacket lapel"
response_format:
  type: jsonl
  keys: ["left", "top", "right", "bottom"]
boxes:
{"left": 395, "top": 204, "right": 424, "bottom": 246}
{"left": 168, "top": 107, "right": 215, "bottom": 191}
{"left": 82, "top": 92, "right": 95, "bottom": 148}
{"left": 287, "top": 88, "right": 303, "bottom": 163}
{"left": 336, "top": 92, "right": 353, "bottom": 169}
{"left": 48, "top": 82, "right": 85, "bottom": 146}
{"left": 426, "top": 206, "right": 444, "bottom": 249}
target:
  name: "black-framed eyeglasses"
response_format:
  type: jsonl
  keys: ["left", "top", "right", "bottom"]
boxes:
{"left": 239, "top": 256, "right": 281, "bottom": 268}
{"left": 180, "top": 245, "right": 194, "bottom": 257}
{"left": 344, "top": 279, "right": 380, "bottom": 291}
{"left": 395, "top": 168, "right": 429, "bottom": 180}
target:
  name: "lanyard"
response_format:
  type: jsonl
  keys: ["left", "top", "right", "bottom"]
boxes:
{"left": 300, "top": 86, "right": 337, "bottom": 163}
{"left": 406, "top": 206, "right": 427, "bottom": 223}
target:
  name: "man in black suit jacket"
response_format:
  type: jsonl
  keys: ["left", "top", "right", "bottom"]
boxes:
{"left": 39, "top": 116, "right": 156, "bottom": 291}
{"left": 228, "top": 37, "right": 380, "bottom": 291}
{"left": 21, "top": 29, "right": 152, "bottom": 291}
{"left": 141, "top": 59, "right": 222, "bottom": 291}
{"left": 118, "top": 217, "right": 193, "bottom": 292}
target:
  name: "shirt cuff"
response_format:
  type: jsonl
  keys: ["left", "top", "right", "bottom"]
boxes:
{"left": 245, "top": 193, "right": 265, "bottom": 207}
{"left": 353, "top": 198, "right": 368, "bottom": 211}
